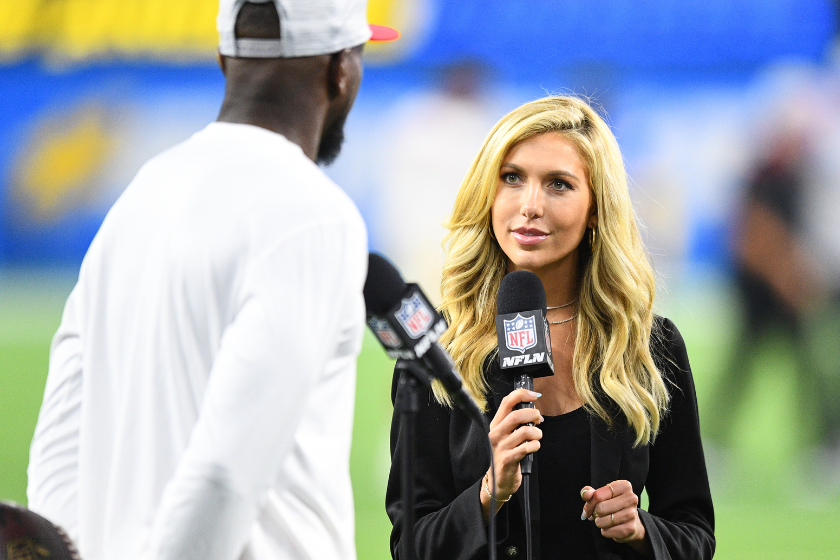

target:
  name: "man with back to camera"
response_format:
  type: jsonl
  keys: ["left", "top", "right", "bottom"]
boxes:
{"left": 25, "top": 1, "right": 398, "bottom": 559}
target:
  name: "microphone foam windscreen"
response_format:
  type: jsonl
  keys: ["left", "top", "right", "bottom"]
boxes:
{"left": 496, "top": 270, "right": 547, "bottom": 314}
{"left": 364, "top": 253, "right": 408, "bottom": 314}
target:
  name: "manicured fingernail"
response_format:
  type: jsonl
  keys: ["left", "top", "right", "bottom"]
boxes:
{"left": 539, "top": 415, "right": 545, "bottom": 423}
{"left": 529, "top": 391, "right": 542, "bottom": 397}
{"left": 581, "top": 509, "right": 588, "bottom": 520}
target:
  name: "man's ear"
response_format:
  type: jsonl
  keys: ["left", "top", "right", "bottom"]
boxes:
{"left": 217, "top": 51, "right": 227, "bottom": 76}
{"left": 326, "top": 49, "right": 349, "bottom": 99}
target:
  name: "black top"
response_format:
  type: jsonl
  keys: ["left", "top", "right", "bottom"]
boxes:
{"left": 538, "top": 407, "right": 597, "bottom": 560}
{"left": 386, "top": 317, "right": 715, "bottom": 560}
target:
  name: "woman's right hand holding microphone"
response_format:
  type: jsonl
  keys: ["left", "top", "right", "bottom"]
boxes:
{"left": 480, "top": 388, "right": 544, "bottom": 522}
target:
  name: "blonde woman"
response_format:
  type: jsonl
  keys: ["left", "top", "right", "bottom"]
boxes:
{"left": 386, "top": 96, "right": 714, "bottom": 560}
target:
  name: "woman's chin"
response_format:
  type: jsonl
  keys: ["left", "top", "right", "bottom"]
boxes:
{"left": 506, "top": 256, "right": 550, "bottom": 274}
{"left": 505, "top": 251, "right": 579, "bottom": 278}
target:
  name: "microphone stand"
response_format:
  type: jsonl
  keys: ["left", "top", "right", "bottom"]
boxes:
{"left": 394, "top": 360, "right": 428, "bottom": 560}
{"left": 394, "top": 360, "right": 497, "bottom": 560}
{"left": 513, "top": 373, "right": 535, "bottom": 560}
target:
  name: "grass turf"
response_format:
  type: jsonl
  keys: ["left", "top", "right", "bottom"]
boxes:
{"left": 2, "top": 272, "right": 839, "bottom": 558}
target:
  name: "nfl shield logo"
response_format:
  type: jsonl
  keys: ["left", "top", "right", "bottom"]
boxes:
{"left": 369, "top": 317, "right": 402, "bottom": 348}
{"left": 503, "top": 314, "right": 537, "bottom": 353}
{"left": 396, "top": 292, "right": 433, "bottom": 338}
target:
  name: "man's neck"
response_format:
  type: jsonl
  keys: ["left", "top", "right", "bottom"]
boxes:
{"left": 216, "top": 56, "right": 330, "bottom": 162}
{"left": 217, "top": 100, "right": 325, "bottom": 161}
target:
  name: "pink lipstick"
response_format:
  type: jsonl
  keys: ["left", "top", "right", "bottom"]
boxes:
{"left": 511, "top": 227, "right": 548, "bottom": 246}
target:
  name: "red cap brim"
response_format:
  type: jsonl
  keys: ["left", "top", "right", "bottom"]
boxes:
{"left": 369, "top": 24, "right": 400, "bottom": 43}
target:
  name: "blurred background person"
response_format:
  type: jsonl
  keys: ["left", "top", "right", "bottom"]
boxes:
{"left": 705, "top": 125, "right": 831, "bottom": 447}
{"left": 702, "top": 86, "right": 840, "bottom": 477}
{"left": 377, "top": 59, "right": 501, "bottom": 302}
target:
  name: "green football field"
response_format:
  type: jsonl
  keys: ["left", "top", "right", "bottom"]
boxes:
{"left": 2, "top": 270, "right": 839, "bottom": 558}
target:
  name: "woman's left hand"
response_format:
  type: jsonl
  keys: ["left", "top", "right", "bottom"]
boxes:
{"left": 580, "top": 481, "right": 648, "bottom": 550}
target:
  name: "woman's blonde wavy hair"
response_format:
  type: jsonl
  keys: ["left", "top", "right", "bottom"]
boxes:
{"left": 437, "top": 96, "right": 668, "bottom": 446}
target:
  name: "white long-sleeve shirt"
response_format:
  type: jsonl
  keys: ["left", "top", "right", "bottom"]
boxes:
{"left": 27, "top": 122, "right": 368, "bottom": 560}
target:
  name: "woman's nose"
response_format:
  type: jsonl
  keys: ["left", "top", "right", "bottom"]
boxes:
{"left": 520, "top": 181, "right": 543, "bottom": 218}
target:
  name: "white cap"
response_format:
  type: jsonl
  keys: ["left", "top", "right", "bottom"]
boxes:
{"left": 218, "top": 0, "right": 396, "bottom": 58}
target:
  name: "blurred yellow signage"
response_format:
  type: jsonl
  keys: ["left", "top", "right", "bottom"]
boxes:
{"left": 0, "top": 0, "right": 217, "bottom": 60}
{"left": 13, "top": 105, "right": 115, "bottom": 222}
{"left": 0, "top": 0, "right": 416, "bottom": 62}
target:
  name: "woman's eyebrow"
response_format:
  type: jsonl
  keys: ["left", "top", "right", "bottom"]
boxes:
{"left": 500, "top": 162, "right": 524, "bottom": 172}
{"left": 500, "top": 162, "right": 581, "bottom": 182}
{"left": 544, "top": 169, "right": 581, "bottom": 182}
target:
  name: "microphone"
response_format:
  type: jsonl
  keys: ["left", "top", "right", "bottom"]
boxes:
{"left": 495, "top": 270, "right": 554, "bottom": 475}
{"left": 364, "top": 253, "right": 484, "bottom": 421}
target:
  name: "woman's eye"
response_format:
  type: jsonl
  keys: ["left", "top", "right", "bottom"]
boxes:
{"left": 502, "top": 173, "right": 519, "bottom": 184}
{"left": 551, "top": 180, "right": 571, "bottom": 191}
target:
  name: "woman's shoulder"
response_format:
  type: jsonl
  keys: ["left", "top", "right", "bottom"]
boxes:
{"left": 650, "top": 315, "right": 693, "bottom": 388}
{"left": 652, "top": 314, "right": 683, "bottom": 343}
{"left": 651, "top": 315, "right": 687, "bottom": 356}
{"left": 391, "top": 362, "right": 457, "bottom": 420}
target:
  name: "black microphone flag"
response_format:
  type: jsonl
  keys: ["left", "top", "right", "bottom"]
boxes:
{"left": 364, "top": 253, "right": 483, "bottom": 421}
{"left": 366, "top": 285, "right": 447, "bottom": 363}
{"left": 495, "top": 270, "right": 554, "bottom": 476}
{"left": 495, "top": 271, "right": 554, "bottom": 379}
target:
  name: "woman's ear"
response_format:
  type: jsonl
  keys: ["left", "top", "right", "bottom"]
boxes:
{"left": 587, "top": 204, "right": 598, "bottom": 230}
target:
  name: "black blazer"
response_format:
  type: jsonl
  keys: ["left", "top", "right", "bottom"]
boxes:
{"left": 386, "top": 317, "right": 715, "bottom": 560}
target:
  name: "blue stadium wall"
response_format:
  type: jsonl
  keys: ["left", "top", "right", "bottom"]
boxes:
{"left": 0, "top": 0, "right": 835, "bottom": 265}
